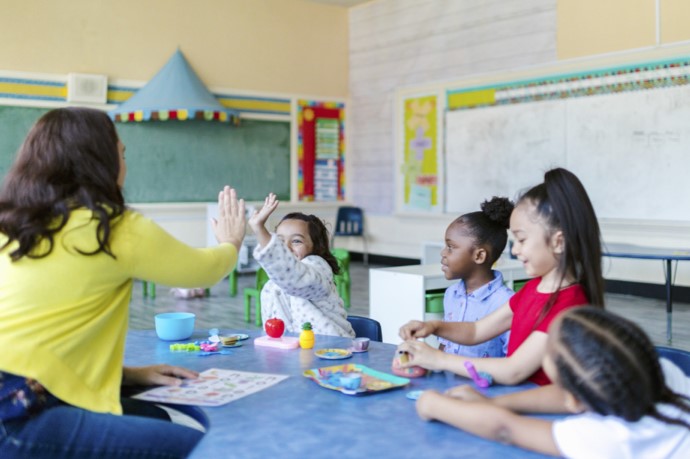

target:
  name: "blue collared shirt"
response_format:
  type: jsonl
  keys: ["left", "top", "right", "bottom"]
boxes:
{"left": 438, "top": 270, "right": 513, "bottom": 358}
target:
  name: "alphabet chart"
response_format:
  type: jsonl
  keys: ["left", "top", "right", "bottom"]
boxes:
{"left": 133, "top": 368, "right": 289, "bottom": 406}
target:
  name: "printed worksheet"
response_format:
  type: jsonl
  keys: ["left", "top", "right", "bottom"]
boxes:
{"left": 133, "top": 368, "right": 289, "bottom": 406}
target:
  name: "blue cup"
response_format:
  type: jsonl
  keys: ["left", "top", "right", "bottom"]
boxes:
{"left": 155, "top": 312, "right": 195, "bottom": 340}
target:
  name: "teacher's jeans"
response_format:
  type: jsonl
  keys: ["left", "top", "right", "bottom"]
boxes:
{"left": 0, "top": 399, "right": 203, "bottom": 459}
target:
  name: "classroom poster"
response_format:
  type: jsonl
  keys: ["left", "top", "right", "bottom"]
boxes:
{"left": 297, "top": 100, "right": 345, "bottom": 201}
{"left": 402, "top": 94, "right": 438, "bottom": 211}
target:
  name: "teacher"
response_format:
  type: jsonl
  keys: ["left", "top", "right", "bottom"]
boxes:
{"left": 0, "top": 107, "right": 246, "bottom": 458}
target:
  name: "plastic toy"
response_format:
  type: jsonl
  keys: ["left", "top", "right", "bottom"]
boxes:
{"left": 200, "top": 342, "right": 220, "bottom": 352}
{"left": 299, "top": 322, "right": 315, "bottom": 349}
{"left": 265, "top": 317, "right": 285, "bottom": 338}
{"left": 255, "top": 317, "right": 299, "bottom": 349}
{"left": 464, "top": 361, "right": 493, "bottom": 388}
{"left": 169, "top": 343, "right": 200, "bottom": 352}
{"left": 391, "top": 351, "right": 427, "bottom": 378}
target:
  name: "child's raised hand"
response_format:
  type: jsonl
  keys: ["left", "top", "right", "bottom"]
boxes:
{"left": 445, "top": 384, "right": 488, "bottom": 402}
{"left": 248, "top": 193, "right": 279, "bottom": 233}
{"left": 399, "top": 320, "right": 435, "bottom": 340}
{"left": 212, "top": 186, "right": 246, "bottom": 250}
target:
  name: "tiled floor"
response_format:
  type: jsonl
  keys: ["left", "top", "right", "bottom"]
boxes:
{"left": 129, "top": 262, "right": 690, "bottom": 351}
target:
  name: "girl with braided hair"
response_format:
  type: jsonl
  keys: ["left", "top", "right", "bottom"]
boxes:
{"left": 249, "top": 193, "right": 354, "bottom": 337}
{"left": 399, "top": 168, "right": 603, "bottom": 385}
{"left": 416, "top": 307, "right": 690, "bottom": 458}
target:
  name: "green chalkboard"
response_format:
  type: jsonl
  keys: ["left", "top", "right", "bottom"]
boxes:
{"left": 0, "top": 106, "right": 290, "bottom": 202}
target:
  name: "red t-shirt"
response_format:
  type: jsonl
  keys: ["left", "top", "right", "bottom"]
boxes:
{"left": 508, "top": 278, "right": 588, "bottom": 385}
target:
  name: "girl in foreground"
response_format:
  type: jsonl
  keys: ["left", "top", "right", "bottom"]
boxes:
{"left": 417, "top": 307, "right": 690, "bottom": 458}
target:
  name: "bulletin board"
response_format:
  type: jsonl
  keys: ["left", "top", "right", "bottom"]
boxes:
{"left": 296, "top": 99, "right": 345, "bottom": 202}
{"left": 399, "top": 94, "right": 442, "bottom": 213}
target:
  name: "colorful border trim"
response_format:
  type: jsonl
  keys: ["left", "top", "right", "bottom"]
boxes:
{"left": 216, "top": 93, "right": 291, "bottom": 116}
{"left": 447, "top": 56, "right": 690, "bottom": 110}
{"left": 0, "top": 77, "right": 66, "bottom": 101}
{"left": 0, "top": 76, "right": 291, "bottom": 117}
{"left": 113, "top": 109, "right": 238, "bottom": 124}
{"left": 296, "top": 99, "right": 346, "bottom": 202}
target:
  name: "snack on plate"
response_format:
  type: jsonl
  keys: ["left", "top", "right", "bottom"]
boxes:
{"left": 221, "top": 336, "right": 239, "bottom": 346}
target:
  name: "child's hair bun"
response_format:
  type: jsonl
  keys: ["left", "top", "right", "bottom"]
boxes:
{"left": 480, "top": 196, "right": 514, "bottom": 229}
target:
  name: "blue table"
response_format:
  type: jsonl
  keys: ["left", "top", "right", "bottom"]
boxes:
{"left": 125, "top": 330, "right": 557, "bottom": 459}
{"left": 603, "top": 243, "right": 690, "bottom": 342}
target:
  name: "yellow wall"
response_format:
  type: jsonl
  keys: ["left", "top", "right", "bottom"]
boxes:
{"left": 661, "top": 0, "right": 690, "bottom": 43}
{"left": 0, "top": 0, "right": 349, "bottom": 96}
{"left": 557, "top": 0, "right": 657, "bottom": 59}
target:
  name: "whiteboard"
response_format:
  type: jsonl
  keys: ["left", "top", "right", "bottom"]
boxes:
{"left": 445, "top": 85, "right": 690, "bottom": 222}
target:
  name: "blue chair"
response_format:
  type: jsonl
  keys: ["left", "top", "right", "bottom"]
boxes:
{"left": 332, "top": 206, "right": 368, "bottom": 265}
{"left": 656, "top": 346, "right": 690, "bottom": 375}
{"left": 347, "top": 315, "right": 382, "bottom": 342}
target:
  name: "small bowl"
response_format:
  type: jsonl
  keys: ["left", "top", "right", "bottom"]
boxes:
{"left": 155, "top": 312, "right": 195, "bottom": 341}
{"left": 352, "top": 337, "right": 370, "bottom": 352}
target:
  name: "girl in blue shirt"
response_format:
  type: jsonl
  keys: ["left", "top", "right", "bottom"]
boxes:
{"left": 430, "top": 196, "right": 515, "bottom": 358}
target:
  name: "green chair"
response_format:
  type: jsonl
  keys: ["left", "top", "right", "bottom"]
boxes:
{"left": 512, "top": 280, "right": 528, "bottom": 293}
{"left": 142, "top": 280, "right": 156, "bottom": 299}
{"left": 243, "top": 268, "right": 270, "bottom": 326}
{"left": 228, "top": 269, "right": 238, "bottom": 297}
{"left": 142, "top": 281, "right": 216, "bottom": 299}
{"left": 331, "top": 248, "right": 351, "bottom": 309}
{"left": 425, "top": 292, "right": 445, "bottom": 314}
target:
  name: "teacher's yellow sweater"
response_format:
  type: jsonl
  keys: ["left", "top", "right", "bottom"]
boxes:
{"left": 0, "top": 209, "right": 237, "bottom": 415}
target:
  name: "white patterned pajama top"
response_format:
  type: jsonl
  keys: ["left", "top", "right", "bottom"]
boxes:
{"left": 254, "top": 234, "right": 355, "bottom": 338}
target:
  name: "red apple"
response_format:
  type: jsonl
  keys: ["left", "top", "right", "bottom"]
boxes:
{"left": 265, "top": 317, "right": 285, "bottom": 338}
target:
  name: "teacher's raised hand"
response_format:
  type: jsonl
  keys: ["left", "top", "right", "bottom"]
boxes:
{"left": 212, "top": 186, "right": 246, "bottom": 250}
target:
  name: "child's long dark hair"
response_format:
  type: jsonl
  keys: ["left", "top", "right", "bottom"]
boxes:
{"left": 553, "top": 307, "right": 690, "bottom": 428}
{"left": 518, "top": 168, "right": 604, "bottom": 316}
{"left": 278, "top": 213, "right": 340, "bottom": 275}
{"left": 455, "top": 196, "right": 514, "bottom": 265}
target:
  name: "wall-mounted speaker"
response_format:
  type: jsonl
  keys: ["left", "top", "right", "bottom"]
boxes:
{"left": 67, "top": 73, "right": 108, "bottom": 104}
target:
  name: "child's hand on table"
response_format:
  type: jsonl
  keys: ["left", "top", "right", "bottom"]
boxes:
{"left": 416, "top": 390, "right": 443, "bottom": 421}
{"left": 122, "top": 364, "right": 199, "bottom": 386}
{"left": 399, "top": 320, "right": 436, "bottom": 340}
{"left": 445, "top": 384, "right": 489, "bottom": 402}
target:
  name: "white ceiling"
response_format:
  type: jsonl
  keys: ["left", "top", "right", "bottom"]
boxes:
{"left": 303, "top": 0, "right": 373, "bottom": 8}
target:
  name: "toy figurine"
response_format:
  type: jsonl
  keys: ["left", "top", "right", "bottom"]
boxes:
{"left": 299, "top": 322, "right": 315, "bottom": 349}
{"left": 391, "top": 350, "right": 427, "bottom": 378}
